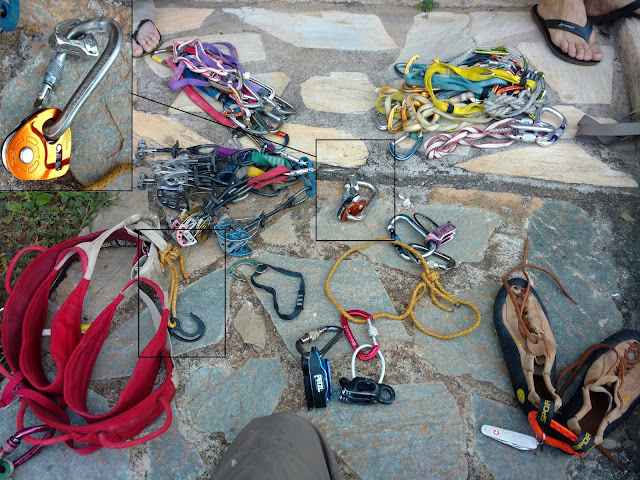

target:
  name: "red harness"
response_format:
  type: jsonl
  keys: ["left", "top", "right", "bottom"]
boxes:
{"left": 0, "top": 220, "right": 176, "bottom": 454}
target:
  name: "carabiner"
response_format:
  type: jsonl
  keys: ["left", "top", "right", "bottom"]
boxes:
{"left": 534, "top": 106, "right": 567, "bottom": 146}
{"left": 337, "top": 175, "right": 378, "bottom": 222}
{"left": 340, "top": 310, "right": 380, "bottom": 361}
{"left": 426, "top": 250, "right": 457, "bottom": 271}
{"left": 295, "top": 325, "right": 344, "bottom": 358}
{"left": 2, "top": 17, "right": 123, "bottom": 181}
{"left": 0, "top": 425, "right": 56, "bottom": 477}
{"left": 388, "top": 132, "right": 423, "bottom": 161}
{"left": 168, "top": 313, "right": 206, "bottom": 342}
{"left": 387, "top": 214, "right": 436, "bottom": 263}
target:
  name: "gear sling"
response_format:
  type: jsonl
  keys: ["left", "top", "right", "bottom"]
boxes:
{"left": 0, "top": 216, "right": 177, "bottom": 456}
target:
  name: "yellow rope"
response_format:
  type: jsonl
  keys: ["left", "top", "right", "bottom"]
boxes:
{"left": 324, "top": 238, "right": 481, "bottom": 340}
{"left": 158, "top": 244, "right": 189, "bottom": 326}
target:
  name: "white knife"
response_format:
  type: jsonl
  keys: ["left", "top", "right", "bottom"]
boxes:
{"left": 481, "top": 424, "right": 538, "bottom": 451}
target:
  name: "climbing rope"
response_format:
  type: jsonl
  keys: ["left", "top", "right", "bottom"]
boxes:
{"left": 158, "top": 243, "right": 189, "bottom": 323}
{"left": 324, "top": 239, "right": 481, "bottom": 340}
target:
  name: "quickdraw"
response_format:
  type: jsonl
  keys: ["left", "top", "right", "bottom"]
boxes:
{"left": 340, "top": 309, "right": 379, "bottom": 361}
{"left": 296, "top": 326, "right": 344, "bottom": 410}
{"left": 375, "top": 46, "right": 550, "bottom": 161}
{"left": 151, "top": 40, "right": 295, "bottom": 136}
{"left": 1, "top": 18, "right": 122, "bottom": 180}
{"left": 0, "top": 426, "right": 55, "bottom": 478}
{"left": 337, "top": 175, "right": 378, "bottom": 222}
{"left": 424, "top": 106, "right": 567, "bottom": 159}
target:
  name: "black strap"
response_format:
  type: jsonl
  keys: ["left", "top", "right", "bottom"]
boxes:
{"left": 571, "top": 430, "right": 595, "bottom": 453}
{"left": 536, "top": 399, "right": 554, "bottom": 428}
{"left": 543, "top": 18, "right": 593, "bottom": 44}
{"left": 250, "top": 264, "right": 305, "bottom": 320}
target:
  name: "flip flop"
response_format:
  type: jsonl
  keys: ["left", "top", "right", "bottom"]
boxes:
{"left": 531, "top": 5, "right": 600, "bottom": 66}
{"left": 132, "top": 19, "right": 162, "bottom": 57}
{"left": 589, "top": 0, "right": 640, "bottom": 24}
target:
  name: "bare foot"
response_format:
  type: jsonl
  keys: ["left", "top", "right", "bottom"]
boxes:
{"left": 585, "top": 0, "right": 640, "bottom": 17}
{"left": 133, "top": 20, "right": 160, "bottom": 57}
{"left": 537, "top": 0, "right": 604, "bottom": 62}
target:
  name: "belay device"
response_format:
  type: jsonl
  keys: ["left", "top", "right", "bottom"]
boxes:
{"left": 295, "top": 326, "right": 343, "bottom": 410}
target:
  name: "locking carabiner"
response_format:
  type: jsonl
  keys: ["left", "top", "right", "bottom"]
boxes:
{"left": 340, "top": 309, "right": 380, "bottom": 361}
{"left": 1, "top": 17, "right": 123, "bottom": 181}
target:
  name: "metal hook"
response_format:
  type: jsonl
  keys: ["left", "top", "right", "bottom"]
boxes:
{"left": 426, "top": 250, "right": 457, "bottom": 271}
{"left": 168, "top": 313, "right": 206, "bottom": 342}
{"left": 387, "top": 214, "right": 437, "bottom": 263}
{"left": 228, "top": 258, "right": 267, "bottom": 281}
{"left": 388, "top": 132, "right": 423, "bottom": 161}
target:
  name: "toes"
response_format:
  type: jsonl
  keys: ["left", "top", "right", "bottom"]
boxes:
{"left": 575, "top": 43, "right": 585, "bottom": 61}
{"left": 567, "top": 41, "right": 577, "bottom": 59}
{"left": 132, "top": 42, "right": 143, "bottom": 57}
{"left": 590, "top": 43, "right": 604, "bottom": 62}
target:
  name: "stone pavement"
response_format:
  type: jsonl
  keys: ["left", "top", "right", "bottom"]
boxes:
{"left": 3, "top": 2, "right": 640, "bottom": 479}
{"left": 0, "top": 0, "right": 132, "bottom": 190}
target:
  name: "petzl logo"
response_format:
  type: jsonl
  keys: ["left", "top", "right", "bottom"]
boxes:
{"left": 539, "top": 401, "right": 551, "bottom": 424}
{"left": 313, "top": 374, "right": 325, "bottom": 392}
{"left": 573, "top": 432, "right": 592, "bottom": 451}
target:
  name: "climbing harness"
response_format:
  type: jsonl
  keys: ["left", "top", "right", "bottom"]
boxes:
{"left": 0, "top": 0, "right": 18, "bottom": 33}
{"left": 0, "top": 217, "right": 177, "bottom": 462}
{"left": 296, "top": 326, "right": 344, "bottom": 410}
{"left": 1, "top": 18, "right": 123, "bottom": 180}
{"left": 337, "top": 175, "right": 378, "bottom": 222}
{"left": 340, "top": 310, "right": 379, "bottom": 361}
{"left": 424, "top": 106, "right": 567, "bottom": 159}
{"left": 0, "top": 426, "right": 55, "bottom": 478}
{"left": 387, "top": 214, "right": 457, "bottom": 270}
{"left": 151, "top": 40, "right": 295, "bottom": 136}
{"left": 229, "top": 259, "right": 305, "bottom": 321}
{"left": 137, "top": 139, "right": 315, "bottom": 256}
{"left": 375, "top": 46, "right": 552, "bottom": 161}
{"left": 325, "top": 239, "right": 481, "bottom": 340}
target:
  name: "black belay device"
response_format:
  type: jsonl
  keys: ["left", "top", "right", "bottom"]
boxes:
{"left": 295, "top": 326, "right": 343, "bottom": 410}
{"left": 338, "top": 377, "right": 395, "bottom": 405}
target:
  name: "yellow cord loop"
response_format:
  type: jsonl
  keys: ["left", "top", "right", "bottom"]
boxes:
{"left": 324, "top": 238, "right": 481, "bottom": 340}
{"left": 159, "top": 244, "right": 189, "bottom": 325}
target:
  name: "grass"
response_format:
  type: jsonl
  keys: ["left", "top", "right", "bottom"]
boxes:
{"left": 0, "top": 191, "right": 113, "bottom": 305}
{"left": 415, "top": 0, "right": 439, "bottom": 13}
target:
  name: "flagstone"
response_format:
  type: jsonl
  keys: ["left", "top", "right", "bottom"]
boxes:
{"left": 259, "top": 211, "right": 297, "bottom": 246}
{"left": 304, "top": 383, "right": 467, "bottom": 480}
{"left": 239, "top": 252, "right": 411, "bottom": 357}
{"left": 147, "top": 403, "right": 206, "bottom": 480}
{"left": 620, "top": 18, "right": 640, "bottom": 109}
{"left": 468, "top": 11, "right": 536, "bottom": 45}
{"left": 395, "top": 12, "right": 475, "bottom": 68}
{"left": 184, "top": 357, "right": 285, "bottom": 441}
{"left": 552, "top": 105, "right": 616, "bottom": 140}
{"left": 233, "top": 302, "right": 266, "bottom": 349}
{"left": 473, "top": 396, "right": 575, "bottom": 478}
{"left": 154, "top": 7, "right": 215, "bottom": 35}
{"left": 144, "top": 33, "right": 265, "bottom": 78}
{"left": 518, "top": 42, "right": 614, "bottom": 104}
{"left": 455, "top": 143, "right": 638, "bottom": 188}
{"left": 134, "top": 110, "right": 212, "bottom": 148}
{"left": 301, "top": 72, "right": 378, "bottom": 113}
{"left": 234, "top": 124, "right": 369, "bottom": 167}
{"left": 224, "top": 8, "right": 396, "bottom": 51}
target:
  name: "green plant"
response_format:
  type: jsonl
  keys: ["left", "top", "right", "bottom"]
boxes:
{"left": 0, "top": 190, "right": 113, "bottom": 284}
{"left": 415, "top": 0, "right": 439, "bottom": 13}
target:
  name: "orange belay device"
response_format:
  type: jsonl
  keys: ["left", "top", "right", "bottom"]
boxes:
{"left": 1, "top": 17, "right": 122, "bottom": 181}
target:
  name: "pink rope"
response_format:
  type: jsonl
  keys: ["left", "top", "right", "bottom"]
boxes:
{"left": 424, "top": 118, "right": 517, "bottom": 160}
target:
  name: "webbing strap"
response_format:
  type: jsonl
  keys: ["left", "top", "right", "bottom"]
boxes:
{"left": 250, "top": 264, "right": 305, "bottom": 320}
{"left": 576, "top": 109, "right": 640, "bottom": 144}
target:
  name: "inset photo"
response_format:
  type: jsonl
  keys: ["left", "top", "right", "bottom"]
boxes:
{"left": 0, "top": 0, "right": 132, "bottom": 191}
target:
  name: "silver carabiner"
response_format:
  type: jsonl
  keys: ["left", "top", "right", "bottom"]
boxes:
{"left": 387, "top": 214, "right": 436, "bottom": 263}
{"left": 37, "top": 17, "right": 123, "bottom": 142}
{"left": 337, "top": 175, "right": 378, "bottom": 222}
{"left": 534, "top": 106, "right": 567, "bottom": 146}
{"left": 426, "top": 250, "right": 457, "bottom": 271}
